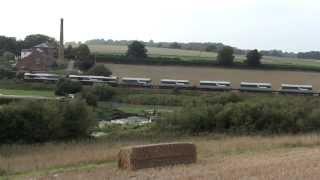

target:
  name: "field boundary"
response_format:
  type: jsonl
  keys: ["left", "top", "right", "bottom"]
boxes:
{"left": 95, "top": 54, "right": 320, "bottom": 73}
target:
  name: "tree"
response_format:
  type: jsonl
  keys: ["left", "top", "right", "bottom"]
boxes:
{"left": 205, "top": 44, "right": 217, "bottom": 52}
{"left": 0, "top": 36, "right": 19, "bottom": 55}
{"left": 65, "top": 45, "right": 75, "bottom": 59}
{"left": 93, "top": 85, "right": 116, "bottom": 101}
{"left": 170, "top": 42, "right": 181, "bottom": 49}
{"left": 2, "top": 51, "right": 15, "bottom": 61}
{"left": 217, "top": 46, "right": 235, "bottom": 66}
{"left": 61, "top": 99, "right": 96, "bottom": 138}
{"left": 88, "top": 65, "right": 112, "bottom": 76}
{"left": 126, "top": 41, "right": 147, "bottom": 58}
{"left": 76, "top": 44, "right": 91, "bottom": 59}
{"left": 23, "top": 34, "right": 56, "bottom": 48}
{"left": 75, "top": 44, "right": 95, "bottom": 71}
{"left": 55, "top": 78, "right": 82, "bottom": 96}
{"left": 246, "top": 49, "right": 262, "bottom": 66}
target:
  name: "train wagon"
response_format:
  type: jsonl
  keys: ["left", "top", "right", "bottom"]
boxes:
{"left": 68, "top": 75, "right": 118, "bottom": 85}
{"left": 121, "top": 77, "right": 152, "bottom": 87}
{"left": 24, "top": 73, "right": 60, "bottom": 83}
{"left": 239, "top": 82, "right": 273, "bottom": 93}
{"left": 279, "top": 84, "right": 314, "bottom": 95}
{"left": 159, "top": 79, "right": 192, "bottom": 89}
{"left": 198, "top": 81, "right": 232, "bottom": 91}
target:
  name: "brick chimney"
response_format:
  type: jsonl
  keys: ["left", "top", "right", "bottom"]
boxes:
{"left": 58, "top": 18, "right": 64, "bottom": 63}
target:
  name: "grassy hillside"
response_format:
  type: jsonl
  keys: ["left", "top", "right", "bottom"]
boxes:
{"left": 89, "top": 44, "right": 320, "bottom": 67}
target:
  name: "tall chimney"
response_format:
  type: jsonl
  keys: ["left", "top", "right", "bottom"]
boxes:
{"left": 58, "top": 18, "right": 64, "bottom": 63}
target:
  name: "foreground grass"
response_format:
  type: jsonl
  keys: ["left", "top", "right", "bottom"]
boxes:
{"left": 2, "top": 134, "right": 320, "bottom": 179}
{"left": 0, "top": 89, "right": 55, "bottom": 97}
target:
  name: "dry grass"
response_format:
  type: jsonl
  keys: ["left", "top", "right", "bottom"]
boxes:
{"left": 3, "top": 135, "right": 320, "bottom": 179}
{"left": 103, "top": 63, "right": 320, "bottom": 89}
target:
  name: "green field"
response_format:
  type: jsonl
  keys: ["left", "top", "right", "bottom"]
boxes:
{"left": 0, "top": 89, "right": 55, "bottom": 97}
{"left": 89, "top": 44, "right": 320, "bottom": 67}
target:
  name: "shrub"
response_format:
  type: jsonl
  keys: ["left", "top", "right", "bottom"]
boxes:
{"left": 93, "top": 85, "right": 116, "bottom": 101}
{"left": 0, "top": 99, "right": 96, "bottom": 143}
{"left": 87, "top": 64, "right": 112, "bottom": 76}
{"left": 61, "top": 99, "right": 96, "bottom": 138}
{"left": 80, "top": 88, "right": 98, "bottom": 107}
{"left": 55, "top": 78, "right": 82, "bottom": 96}
{"left": 158, "top": 96, "right": 320, "bottom": 135}
{"left": 0, "top": 68, "right": 15, "bottom": 79}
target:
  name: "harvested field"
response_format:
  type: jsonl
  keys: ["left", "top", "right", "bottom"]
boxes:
{"left": 5, "top": 134, "right": 320, "bottom": 180}
{"left": 103, "top": 63, "right": 320, "bottom": 89}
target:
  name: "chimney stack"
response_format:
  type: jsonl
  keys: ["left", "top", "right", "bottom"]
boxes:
{"left": 58, "top": 18, "right": 64, "bottom": 63}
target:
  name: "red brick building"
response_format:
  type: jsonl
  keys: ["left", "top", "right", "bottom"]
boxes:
{"left": 16, "top": 43, "right": 57, "bottom": 72}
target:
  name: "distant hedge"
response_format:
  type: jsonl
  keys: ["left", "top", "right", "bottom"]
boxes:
{"left": 0, "top": 99, "right": 96, "bottom": 143}
{"left": 95, "top": 54, "right": 320, "bottom": 72}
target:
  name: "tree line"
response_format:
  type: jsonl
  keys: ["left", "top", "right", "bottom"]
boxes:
{"left": 125, "top": 41, "right": 263, "bottom": 67}
{"left": 85, "top": 38, "right": 319, "bottom": 60}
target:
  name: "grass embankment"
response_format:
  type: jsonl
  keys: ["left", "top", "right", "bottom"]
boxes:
{"left": 0, "top": 89, "right": 55, "bottom": 97}
{"left": 2, "top": 134, "right": 320, "bottom": 179}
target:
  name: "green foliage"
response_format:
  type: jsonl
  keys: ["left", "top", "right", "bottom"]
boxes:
{"left": 64, "top": 44, "right": 75, "bottom": 59}
{"left": 217, "top": 46, "right": 235, "bottom": 66}
{"left": 23, "top": 34, "right": 56, "bottom": 48}
{"left": 75, "top": 44, "right": 95, "bottom": 71}
{"left": 87, "top": 65, "right": 112, "bottom": 76}
{"left": 170, "top": 42, "right": 181, "bottom": 49}
{"left": 126, "top": 41, "right": 148, "bottom": 58}
{"left": 205, "top": 44, "right": 217, "bottom": 52}
{"left": 0, "top": 68, "right": 15, "bottom": 79}
{"left": 157, "top": 95, "right": 320, "bottom": 135}
{"left": 61, "top": 99, "right": 96, "bottom": 138}
{"left": 0, "top": 99, "right": 96, "bottom": 143}
{"left": 93, "top": 85, "right": 116, "bottom": 101}
{"left": 80, "top": 88, "right": 98, "bottom": 107}
{"left": 246, "top": 49, "right": 262, "bottom": 66}
{"left": 0, "top": 36, "right": 20, "bottom": 55}
{"left": 2, "top": 51, "right": 15, "bottom": 61}
{"left": 55, "top": 78, "right": 82, "bottom": 96}
{"left": 76, "top": 44, "right": 91, "bottom": 59}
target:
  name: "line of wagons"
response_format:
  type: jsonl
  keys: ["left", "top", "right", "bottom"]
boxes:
{"left": 23, "top": 72, "right": 316, "bottom": 95}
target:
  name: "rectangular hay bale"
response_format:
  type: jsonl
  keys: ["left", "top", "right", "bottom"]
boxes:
{"left": 118, "top": 142, "right": 197, "bottom": 170}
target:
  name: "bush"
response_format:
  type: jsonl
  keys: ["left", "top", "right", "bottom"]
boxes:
{"left": 0, "top": 68, "right": 15, "bottom": 79}
{"left": 2, "top": 51, "right": 15, "bottom": 61}
{"left": 93, "top": 85, "right": 116, "bottom": 101}
{"left": 55, "top": 78, "right": 82, "bottom": 96}
{"left": 0, "top": 99, "right": 96, "bottom": 143}
{"left": 87, "top": 65, "right": 112, "bottom": 76}
{"left": 80, "top": 88, "right": 98, "bottom": 107}
{"left": 61, "top": 99, "right": 96, "bottom": 138}
{"left": 76, "top": 56, "right": 95, "bottom": 71}
{"left": 157, "top": 95, "right": 320, "bottom": 135}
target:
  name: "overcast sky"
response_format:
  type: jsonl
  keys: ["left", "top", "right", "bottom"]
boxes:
{"left": 1, "top": 0, "right": 319, "bottom": 52}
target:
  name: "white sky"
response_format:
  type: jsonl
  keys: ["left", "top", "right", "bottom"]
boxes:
{"left": 1, "top": 0, "right": 320, "bottom": 52}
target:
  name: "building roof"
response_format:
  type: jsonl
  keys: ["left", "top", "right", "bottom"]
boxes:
{"left": 34, "top": 43, "right": 55, "bottom": 49}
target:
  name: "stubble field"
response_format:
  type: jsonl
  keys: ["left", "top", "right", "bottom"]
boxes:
{"left": 103, "top": 63, "right": 320, "bottom": 90}
{"left": 3, "top": 135, "right": 320, "bottom": 180}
